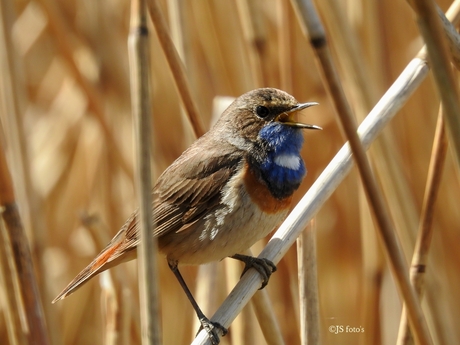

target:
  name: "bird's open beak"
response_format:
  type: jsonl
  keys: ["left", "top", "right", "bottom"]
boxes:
{"left": 276, "top": 102, "right": 322, "bottom": 130}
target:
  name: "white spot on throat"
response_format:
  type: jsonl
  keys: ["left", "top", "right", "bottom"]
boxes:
{"left": 274, "top": 153, "right": 301, "bottom": 170}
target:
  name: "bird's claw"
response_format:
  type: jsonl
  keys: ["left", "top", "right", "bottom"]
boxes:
{"left": 237, "top": 255, "right": 277, "bottom": 289}
{"left": 197, "top": 317, "right": 227, "bottom": 345}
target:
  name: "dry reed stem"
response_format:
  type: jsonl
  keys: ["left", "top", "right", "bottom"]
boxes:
{"left": 128, "top": 0, "right": 161, "bottom": 343}
{"left": 396, "top": 107, "right": 448, "bottom": 345}
{"left": 0, "top": 3, "right": 58, "bottom": 341}
{"left": 0, "top": 1, "right": 23, "bottom": 205}
{"left": 193, "top": 1, "right": 237, "bottom": 94}
{"left": 359, "top": 186, "right": 384, "bottom": 345}
{"left": 0, "top": 135, "right": 50, "bottom": 345}
{"left": 167, "top": 0, "right": 186, "bottom": 61}
{"left": 235, "top": 0, "right": 263, "bottom": 87}
{"left": 82, "top": 214, "right": 131, "bottom": 345}
{"left": 101, "top": 275, "right": 132, "bottom": 345}
{"left": 320, "top": 0, "right": 419, "bottom": 256}
{"left": 407, "top": 1, "right": 460, "bottom": 70}
{"left": 223, "top": 258, "right": 246, "bottom": 345}
{"left": 120, "top": 289, "right": 133, "bottom": 345}
{"left": 251, "top": 290, "right": 285, "bottom": 345}
{"left": 0, "top": 222, "right": 27, "bottom": 345}
{"left": 242, "top": 248, "right": 284, "bottom": 345}
{"left": 222, "top": 247, "right": 284, "bottom": 345}
{"left": 5, "top": 1, "right": 460, "bottom": 344}
{"left": 36, "top": 0, "right": 134, "bottom": 181}
{"left": 408, "top": 0, "right": 460, "bottom": 168}
{"left": 101, "top": 271, "right": 119, "bottom": 345}
{"left": 316, "top": 5, "right": 416, "bottom": 339}
{"left": 192, "top": 40, "right": 431, "bottom": 345}
{"left": 297, "top": 219, "right": 320, "bottom": 345}
{"left": 434, "top": 4, "right": 460, "bottom": 69}
{"left": 277, "top": 0, "right": 293, "bottom": 93}
{"left": 0, "top": 0, "right": 35, "bottom": 246}
{"left": 147, "top": 0, "right": 205, "bottom": 137}
{"left": 167, "top": 0, "right": 196, "bottom": 147}
{"left": 292, "top": 1, "right": 432, "bottom": 344}
{"left": 0, "top": 2, "right": 50, "bottom": 344}
{"left": 82, "top": 214, "right": 134, "bottom": 345}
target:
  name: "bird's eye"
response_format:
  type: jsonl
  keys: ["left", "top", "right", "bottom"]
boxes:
{"left": 255, "top": 106, "right": 270, "bottom": 118}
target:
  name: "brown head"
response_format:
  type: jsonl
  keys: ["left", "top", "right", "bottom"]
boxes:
{"left": 211, "top": 88, "right": 321, "bottom": 153}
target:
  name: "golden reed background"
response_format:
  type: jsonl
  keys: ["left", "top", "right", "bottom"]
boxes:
{"left": 1, "top": 0, "right": 459, "bottom": 344}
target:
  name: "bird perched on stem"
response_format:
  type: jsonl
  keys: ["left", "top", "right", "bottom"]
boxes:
{"left": 53, "top": 88, "right": 321, "bottom": 344}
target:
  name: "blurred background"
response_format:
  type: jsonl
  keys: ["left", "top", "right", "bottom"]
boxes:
{"left": 1, "top": 0, "right": 459, "bottom": 344}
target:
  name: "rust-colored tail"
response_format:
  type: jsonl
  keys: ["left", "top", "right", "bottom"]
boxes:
{"left": 52, "top": 241, "right": 125, "bottom": 303}
{"left": 53, "top": 212, "right": 139, "bottom": 303}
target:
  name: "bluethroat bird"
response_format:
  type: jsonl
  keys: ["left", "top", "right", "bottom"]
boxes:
{"left": 53, "top": 88, "right": 321, "bottom": 344}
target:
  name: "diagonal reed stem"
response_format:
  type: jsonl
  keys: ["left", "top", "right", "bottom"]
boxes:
{"left": 291, "top": 0, "right": 432, "bottom": 344}
{"left": 147, "top": 0, "right": 205, "bottom": 137}
{"left": 408, "top": 0, "right": 460, "bottom": 169}
{"left": 191, "top": 2, "right": 460, "bottom": 343}
{"left": 192, "top": 36, "right": 432, "bottom": 345}
{"left": 432, "top": 3, "right": 460, "bottom": 69}
{"left": 128, "top": 0, "right": 161, "bottom": 343}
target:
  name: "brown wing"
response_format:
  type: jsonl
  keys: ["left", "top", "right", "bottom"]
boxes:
{"left": 122, "top": 139, "right": 243, "bottom": 248}
{"left": 53, "top": 138, "right": 243, "bottom": 302}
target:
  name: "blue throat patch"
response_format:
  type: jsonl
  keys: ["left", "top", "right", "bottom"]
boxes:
{"left": 256, "top": 123, "right": 306, "bottom": 198}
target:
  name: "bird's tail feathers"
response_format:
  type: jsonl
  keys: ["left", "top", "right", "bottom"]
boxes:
{"left": 52, "top": 241, "right": 123, "bottom": 303}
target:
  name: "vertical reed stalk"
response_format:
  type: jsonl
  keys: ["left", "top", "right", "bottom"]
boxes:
{"left": 128, "top": 0, "right": 161, "bottom": 343}
{"left": 0, "top": 133, "right": 50, "bottom": 345}
{"left": 396, "top": 107, "right": 448, "bottom": 345}
{"left": 235, "top": 0, "right": 264, "bottom": 87}
{"left": 0, "top": 220, "right": 27, "bottom": 345}
{"left": 297, "top": 219, "right": 320, "bottom": 345}
{"left": 0, "top": 1, "right": 50, "bottom": 344}
{"left": 277, "top": 0, "right": 293, "bottom": 93}
{"left": 359, "top": 186, "right": 384, "bottom": 345}
{"left": 251, "top": 290, "right": 285, "bottom": 345}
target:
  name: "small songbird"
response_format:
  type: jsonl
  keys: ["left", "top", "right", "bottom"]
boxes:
{"left": 53, "top": 88, "right": 321, "bottom": 344}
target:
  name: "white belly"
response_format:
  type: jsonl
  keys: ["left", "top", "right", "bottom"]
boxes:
{"left": 163, "top": 165, "right": 289, "bottom": 265}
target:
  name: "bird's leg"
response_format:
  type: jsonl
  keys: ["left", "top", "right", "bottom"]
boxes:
{"left": 167, "top": 260, "right": 227, "bottom": 344}
{"left": 231, "top": 254, "right": 277, "bottom": 289}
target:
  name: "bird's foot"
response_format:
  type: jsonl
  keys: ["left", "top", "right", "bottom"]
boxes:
{"left": 197, "top": 317, "right": 227, "bottom": 345}
{"left": 231, "top": 254, "right": 277, "bottom": 289}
